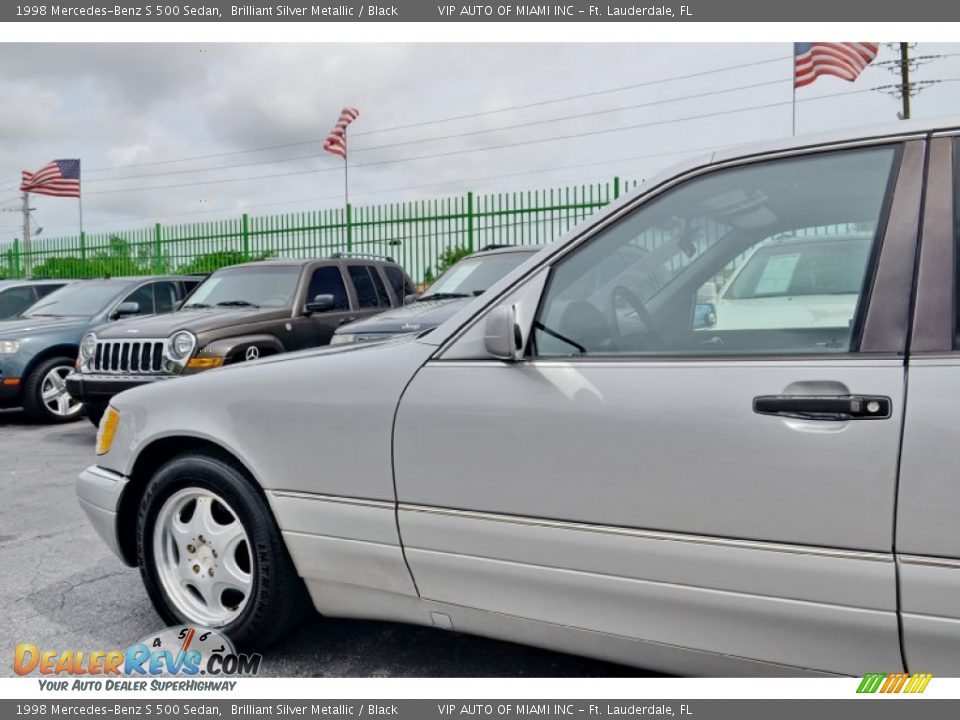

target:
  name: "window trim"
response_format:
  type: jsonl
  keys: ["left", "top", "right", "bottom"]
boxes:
{"left": 527, "top": 143, "right": 910, "bottom": 361}
{"left": 909, "top": 136, "right": 956, "bottom": 354}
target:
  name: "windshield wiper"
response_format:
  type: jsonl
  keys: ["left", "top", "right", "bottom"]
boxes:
{"left": 24, "top": 312, "right": 64, "bottom": 318}
{"left": 533, "top": 320, "right": 587, "bottom": 355}
{"left": 215, "top": 300, "right": 259, "bottom": 308}
{"left": 183, "top": 303, "right": 212, "bottom": 309}
{"left": 418, "top": 292, "right": 470, "bottom": 301}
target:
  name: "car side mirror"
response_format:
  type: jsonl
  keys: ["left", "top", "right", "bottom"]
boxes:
{"left": 110, "top": 301, "right": 140, "bottom": 320}
{"left": 483, "top": 305, "right": 523, "bottom": 361}
{"left": 403, "top": 293, "right": 419, "bottom": 305}
{"left": 693, "top": 303, "right": 716, "bottom": 329}
{"left": 305, "top": 294, "right": 336, "bottom": 315}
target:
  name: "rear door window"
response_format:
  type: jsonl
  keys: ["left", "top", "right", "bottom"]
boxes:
{"left": 348, "top": 265, "right": 390, "bottom": 309}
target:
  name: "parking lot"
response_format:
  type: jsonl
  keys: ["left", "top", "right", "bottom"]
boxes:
{"left": 0, "top": 410, "right": 643, "bottom": 678}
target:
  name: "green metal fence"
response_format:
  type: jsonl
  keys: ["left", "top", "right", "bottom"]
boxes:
{"left": 1, "top": 177, "right": 639, "bottom": 283}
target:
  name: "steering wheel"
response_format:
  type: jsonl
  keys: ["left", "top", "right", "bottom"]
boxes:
{"left": 607, "top": 285, "right": 661, "bottom": 348}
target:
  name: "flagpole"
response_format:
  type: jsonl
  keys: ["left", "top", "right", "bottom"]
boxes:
{"left": 343, "top": 127, "right": 350, "bottom": 208}
{"left": 21, "top": 191, "right": 31, "bottom": 279}
{"left": 791, "top": 81, "right": 796, "bottom": 137}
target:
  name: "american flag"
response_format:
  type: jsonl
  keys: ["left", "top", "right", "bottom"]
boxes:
{"left": 20, "top": 159, "right": 81, "bottom": 198}
{"left": 323, "top": 107, "right": 360, "bottom": 159}
{"left": 794, "top": 43, "right": 879, "bottom": 88}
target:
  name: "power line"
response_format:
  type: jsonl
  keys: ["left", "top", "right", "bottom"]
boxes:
{"left": 70, "top": 53, "right": 793, "bottom": 177}
{"left": 86, "top": 79, "right": 960, "bottom": 198}
{"left": 81, "top": 76, "right": 793, "bottom": 186}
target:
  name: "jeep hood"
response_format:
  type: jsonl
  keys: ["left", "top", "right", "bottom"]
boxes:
{"left": 93, "top": 307, "right": 289, "bottom": 339}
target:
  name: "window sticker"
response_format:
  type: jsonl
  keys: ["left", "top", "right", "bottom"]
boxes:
{"left": 753, "top": 253, "right": 801, "bottom": 295}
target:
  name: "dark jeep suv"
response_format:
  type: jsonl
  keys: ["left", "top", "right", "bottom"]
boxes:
{"left": 67, "top": 255, "right": 415, "bottom": 424}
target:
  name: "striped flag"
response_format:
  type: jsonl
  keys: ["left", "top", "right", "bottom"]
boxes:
{"left": 323, "top": 107, "right": 360, "bottom": 159}
{"left": 794, "top": 43, "right": 879, "bottom": 88}
{"left": 20, "top": 159, "right": 81, "bottom": 198}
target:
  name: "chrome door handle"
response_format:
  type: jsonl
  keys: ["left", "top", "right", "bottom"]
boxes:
{"left": 753, "top": 395, "right": 892, "bottom": 421}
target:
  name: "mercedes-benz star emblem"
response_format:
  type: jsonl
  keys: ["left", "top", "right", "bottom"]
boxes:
{"left": 245, "top": 346, "right": 260, "bottom": 361}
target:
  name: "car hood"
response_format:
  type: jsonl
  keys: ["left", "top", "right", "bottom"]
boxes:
{"left": 0, "top": 315, "right": 92, "bottom": 339}
{"left": 93, "top": 307, "right": 288, "bottom": 339}
{"left": 338, "top": 297, "right": 468, "bottom": 335}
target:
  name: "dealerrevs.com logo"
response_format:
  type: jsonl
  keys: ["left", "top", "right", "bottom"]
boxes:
{"left": 14, "top": 626, "right": 261, "bottom": 690}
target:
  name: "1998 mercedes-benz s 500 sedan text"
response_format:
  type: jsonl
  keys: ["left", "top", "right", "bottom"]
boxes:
{"left": 78, "top": 117, "right": 960, "bottom": 676}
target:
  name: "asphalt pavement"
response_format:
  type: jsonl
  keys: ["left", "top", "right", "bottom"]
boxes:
{"left": 0, "top": 409, "right": 643, "bottom": 678}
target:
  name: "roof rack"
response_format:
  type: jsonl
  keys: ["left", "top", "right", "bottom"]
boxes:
{"left": 329, "top": 252, "right": 396, "bottom": 263}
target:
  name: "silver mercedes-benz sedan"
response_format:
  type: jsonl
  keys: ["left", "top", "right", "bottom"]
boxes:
{"left": 79, "top": 115, "right": 960, "bottom": 676}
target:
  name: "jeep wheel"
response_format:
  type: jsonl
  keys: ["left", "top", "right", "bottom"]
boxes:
{"left": 22, "top": 357, "right": 84, "bottom": 424}
{"left": 85, "top": 402, "right": 107, "bottom": 427}
{"left": 137, "top": 451, "right": 309, "bottom": 649}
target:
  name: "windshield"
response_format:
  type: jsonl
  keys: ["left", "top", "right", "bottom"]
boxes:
{"left": 422, "top": 251, "right": 534, "bottom": 299}
{"left": 21, "top": 282, "right": 123, "bottom": 318}
{"left": 184, "top": 266, "right": 301, "bottom": 309}
{"left": 724, "top": 237, "right": 872, "bottom": 300}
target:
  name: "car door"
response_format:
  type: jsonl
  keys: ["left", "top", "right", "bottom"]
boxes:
{"left": 290, "top": 264, "right": 357, "bottom": 349}
{"left": 895, "top": 135, "right": 960, "bottom": 674}
{"left": 394, "top": 141, "right": 925, "bottom": 675}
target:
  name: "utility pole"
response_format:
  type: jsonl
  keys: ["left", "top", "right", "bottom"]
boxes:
{"left": 872, "top": 43, "right": 942, "bottom": 120}
{"left": 899, "top": 42, "right": 911, "bottom": 120}
{"left": 21, "top": 192, "right": 31, "bottom": 278}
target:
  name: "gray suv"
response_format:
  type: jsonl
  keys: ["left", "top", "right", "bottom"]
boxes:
{"left": 78, "top": 117, "right": 960, "bottom": 674}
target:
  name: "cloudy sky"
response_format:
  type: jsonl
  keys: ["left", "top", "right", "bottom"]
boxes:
{"left": 1, "top": 42, "right": 959, "bottom": 244}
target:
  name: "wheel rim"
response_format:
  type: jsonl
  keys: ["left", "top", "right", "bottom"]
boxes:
{"left": 41, "top": 365, "right": 83, "bottom": 417}
{"left": 152, "top": 488, "right": 254, "bottom": 627}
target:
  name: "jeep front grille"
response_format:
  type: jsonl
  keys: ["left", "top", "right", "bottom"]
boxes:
{"left": 91, "top": 339, "right": 166, "bottom": 374}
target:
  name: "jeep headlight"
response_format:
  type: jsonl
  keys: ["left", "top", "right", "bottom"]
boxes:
{"left": 330, "top": 334, "right": 355, "bottom": 346}
{"left": 80, "top": 333, "right": 97, "bottom": 360}
{"left": 0, "top": 340, "right": 20, "bottom": 354}
{"left": 168, "top": 331, "right": 196, "bottom": 360}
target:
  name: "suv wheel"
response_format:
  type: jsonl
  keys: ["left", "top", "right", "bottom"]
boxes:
{"left": 22, "top": 356, "right": 84, "bottom": 424}
{"left": 137, "top": 451, "right": 309, "bottom": 649}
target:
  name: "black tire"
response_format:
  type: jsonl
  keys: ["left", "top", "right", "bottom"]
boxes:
{"left": 85, "top": 403, "right": 107, "bottom": 427}
{"left": 22, "top": 356, "right": 84, "bottom": 424}
{"left": 137, "top": 450, "right": 310, "bottom": 650}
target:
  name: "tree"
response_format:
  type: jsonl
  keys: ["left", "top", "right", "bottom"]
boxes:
{"left": 423, "top": 245, "right": 473, "bottom": 285}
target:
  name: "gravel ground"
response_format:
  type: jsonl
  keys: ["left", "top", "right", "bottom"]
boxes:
{"left": 0, "top": 409, "right": 645, "bottom": 678}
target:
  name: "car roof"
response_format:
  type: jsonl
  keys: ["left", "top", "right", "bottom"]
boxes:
{"left": 0, "top": 278, "right": 72, "bottom": 287}
{"left": 712, "top": 114, "right": 960, "bottom": 167}
{"left": 223, "top": 256, "right": 401, "bottom": 269}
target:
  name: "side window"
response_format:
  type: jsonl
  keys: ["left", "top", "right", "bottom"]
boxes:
{"left": 121, "top": 283, "right": 156, "bottom": 316}
{"left": 533, "top": 147, "right": 897, "bottom": 357}
{"left": 153, "top": 282, "right": 179, "bottom": 314}
{"left": 181, "top": 279, "right": 202, "bottom": 296}
{"left": 0, "top": 287, "right": 37, "bottom": 318}
{"left": 384, "top": 265, "right": 416, "bottom": 300}
{"left": 367, "top": 266, "right": 391, "bottom": 307}
{"left": 35, "top": 284, "right": 63, "bottom": 298}
{"left": 348, "top": 265, "right": 386, "bottom": 309}
{"left": 307, "top": 266, "right": 349, "bottom": 311}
